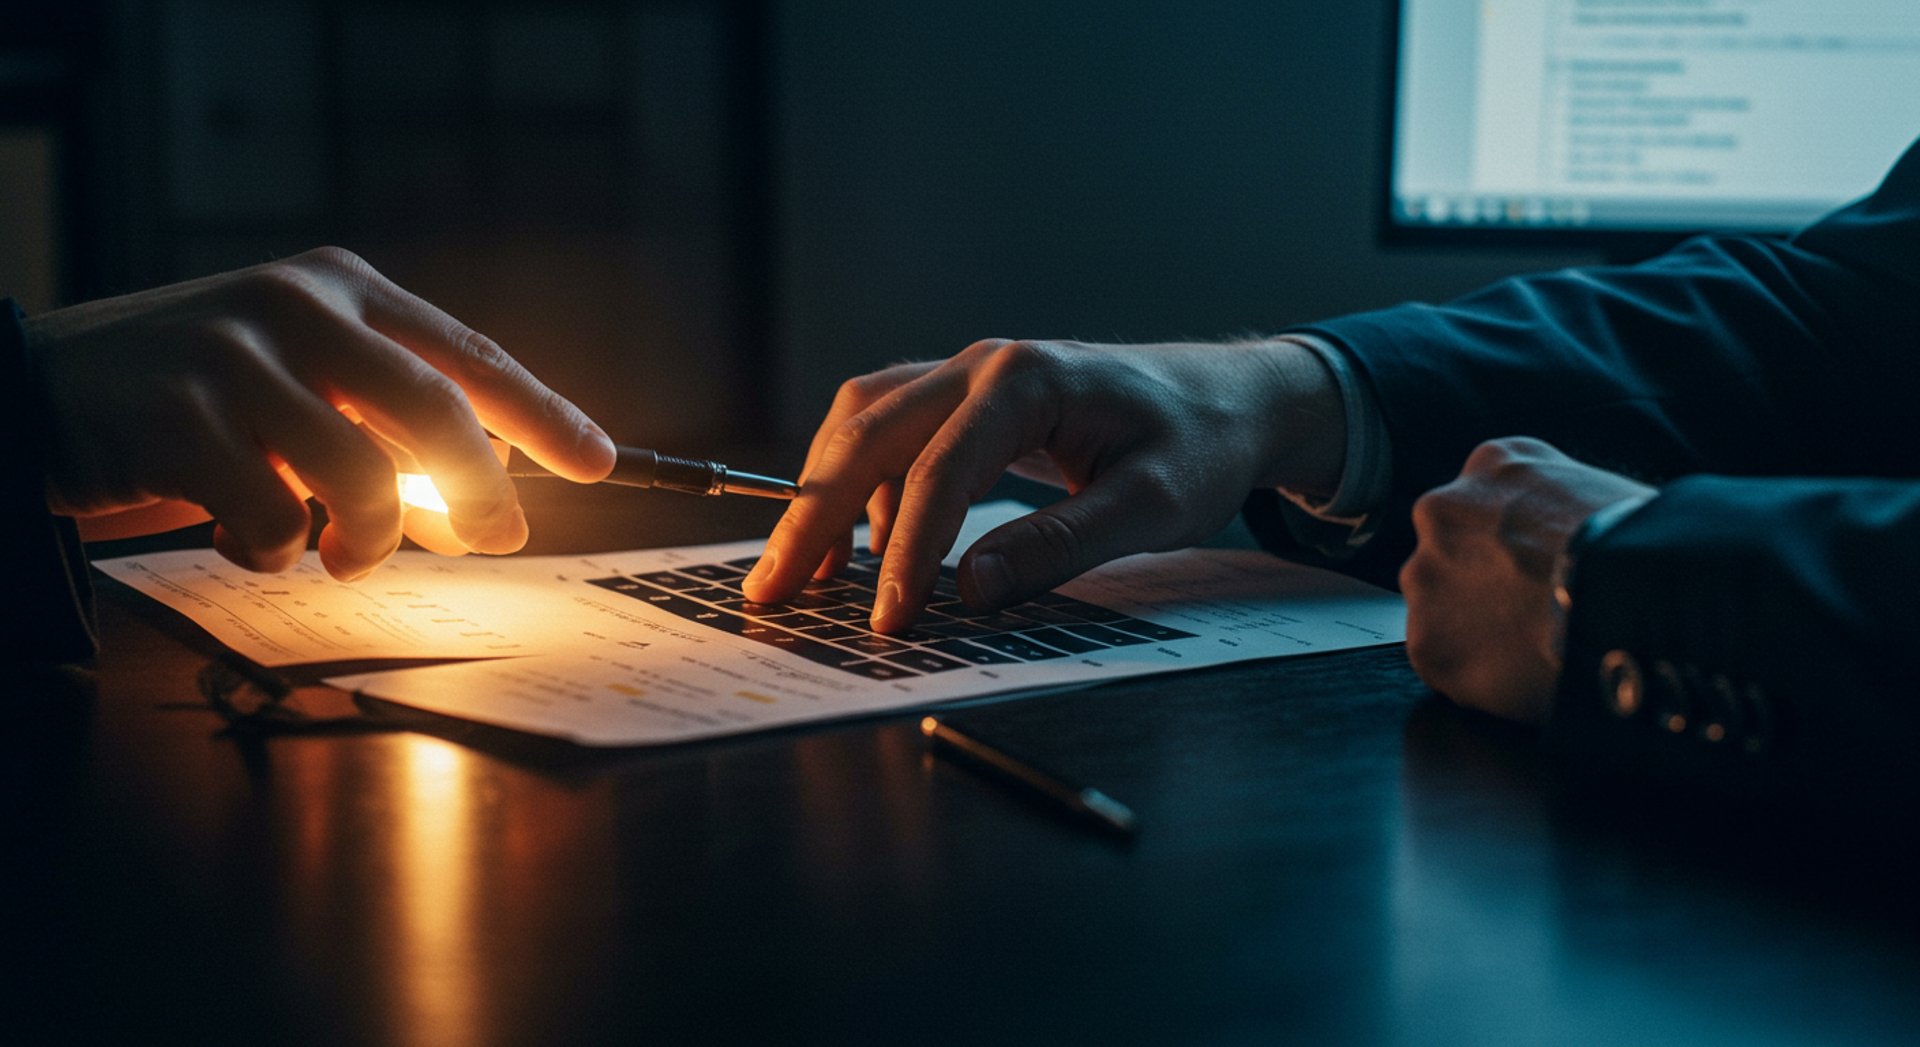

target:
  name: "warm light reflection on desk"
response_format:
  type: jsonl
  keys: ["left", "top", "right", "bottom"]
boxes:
{"left": 270, "top": 729, "right": 625, "bottom": 1044}
{"left": 390, "top": 735, "right": 481, "bottom": 1047}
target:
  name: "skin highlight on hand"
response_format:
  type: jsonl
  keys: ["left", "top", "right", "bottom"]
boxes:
{"left": 27, "top": 247, "right": 614, "bottom": 581}
{"left": 744, "top": 337, "right": 1346, "bottom": 633}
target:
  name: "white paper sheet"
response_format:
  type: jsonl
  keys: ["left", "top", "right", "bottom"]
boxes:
{"left": 94, "top": 501, "right": 1037, "bottom": 666}
{"left": 94, "top": 549, "right": 601, "bottom": 665}
{"left": 99, "top": 500, "right": 1406, "bottom": 746}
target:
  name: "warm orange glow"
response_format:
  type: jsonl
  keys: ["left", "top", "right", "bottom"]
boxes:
{"left": 392, "top": 735, "right": 479, "bottom": 1043}
{"left": 399, "top": 473, "right": 449, "bottom": 513}
{"left": 397, "top": 439, "right": 510, "bottom": 514}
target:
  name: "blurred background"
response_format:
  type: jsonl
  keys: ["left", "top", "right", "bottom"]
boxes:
{"left": 1, "top": 1, "right": 1589, "bottom": 460}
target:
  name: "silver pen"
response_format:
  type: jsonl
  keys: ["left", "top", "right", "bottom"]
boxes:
{"left": 921, "top": 716, "right": 1138, "bottom": 836}
{"left": 508, "top": 445, "right": 799, "bottom": 501}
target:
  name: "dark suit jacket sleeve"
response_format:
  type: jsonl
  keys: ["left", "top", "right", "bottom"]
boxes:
{"left": 3, "top": 299, "right": 98, "bottom": 663}
{"left": 1246, "top": 137, "right": 1920, "bottom": 805}
{"left": 1547, "top": 475, "right": 1920, "bottom": 809}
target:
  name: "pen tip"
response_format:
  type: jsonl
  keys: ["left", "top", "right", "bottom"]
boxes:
{"left": 1080, "top": 790, "right": 1138, "bottom": 835}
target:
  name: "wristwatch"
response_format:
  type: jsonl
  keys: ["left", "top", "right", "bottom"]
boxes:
{"left": 1548, "top": 494, "right": 1654, "bottom": 667}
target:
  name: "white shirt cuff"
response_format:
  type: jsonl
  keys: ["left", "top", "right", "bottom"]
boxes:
{"left": 1269, "top": 334, "right": 1392, "bottom": 547}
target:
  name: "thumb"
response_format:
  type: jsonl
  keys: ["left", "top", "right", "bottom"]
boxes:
{"left": 956, "top": 469, "right": 1178, "bottom": 609}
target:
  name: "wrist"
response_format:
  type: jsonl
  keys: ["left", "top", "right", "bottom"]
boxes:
{"left": 1239, "top": 336, "right": 1346, "bottom": 497}
{"left": 1547, "top": 493, "right": 1654, "bottom": 665}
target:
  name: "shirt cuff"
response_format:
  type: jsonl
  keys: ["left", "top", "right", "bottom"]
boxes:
{"left": 1265, "top": 333, "right": 1393, "bottom": 555}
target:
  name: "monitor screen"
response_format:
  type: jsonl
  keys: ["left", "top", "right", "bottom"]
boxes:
{"left": 1386, "top": 0, "right": 1920, "bottom": 241}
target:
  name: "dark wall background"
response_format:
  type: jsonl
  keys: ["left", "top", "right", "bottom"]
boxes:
{"left": 772, "top": 0, "right": 1594, "bottom": 435}
{"left": 5, "top": 1, "right": 1595, "bottom": 452}
{"left": 4, "top": 0, "right": 767, "bottom": 455}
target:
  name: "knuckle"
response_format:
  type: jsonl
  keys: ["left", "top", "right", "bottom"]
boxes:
{"left": 901, "top": 452, "right": 944, "bottom": 493}
{"left": 1126, "top": 468, "right": 1185, "bottom": 520}
{"left": 1463, "top": 439, "right": 1517, "bottom": 474}
{"left": 448, "top": 326, "right": 516, "bottom": 384}
{"left": 533, "top": 386, "right": 584, "bottom": 429}
{"left": 247, "top": 261, "right": 332, "bottom": 313}
{"left": 188, "top": 319, "right": 263, "bottom": 373}
{"left": 407, "top": 375, "right": 481, "bottom": 439}
{"left": 1500, "top": 434, "right": 1555, "bottom": 457}
{"left": 1410, "top": 489, "right": 1446, "bottom": 534}
{"left": 299, "top": 245, "right": 366, "bottom": 273}
{"left": 822, "top": 408, "right": 880, "bottom": 464}
{"left": 902, "top": 447, "right": 969, "bottom": 503}
{"left": 957, "top": 337, "right": 1015, "bottom": 361}
{"left": 976, "top": 339, "right": 1066, "bottom": 397}
{"left": 1020, "top": 508, "right": 1086, "bottom": 571}
{"left": 176, "top": 375, "right": 238, "bottom": 432}
{"left": 996, "top": 338, "right": 1059, "bottom": 372}
{"left": 832, "top": 372, "right": 889, "bottom": 413}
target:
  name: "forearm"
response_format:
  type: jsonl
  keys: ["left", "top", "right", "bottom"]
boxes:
{"left": 1231, "top": 335, "right": 1349, "bottom": 499}
{"left": 1305, "top": 138, "right": 1920, "bottom": 508}
{"left": 1237, "top": 335, "right": 1400, "bottom": 582}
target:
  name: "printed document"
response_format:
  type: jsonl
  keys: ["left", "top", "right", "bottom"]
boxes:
{"left": 97, "top": 501, "right": 1405, "bottom": 746}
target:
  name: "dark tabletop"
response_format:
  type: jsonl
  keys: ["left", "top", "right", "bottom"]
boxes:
{"left": 4, "top": 482, "right": 1917, "bottom": 1046}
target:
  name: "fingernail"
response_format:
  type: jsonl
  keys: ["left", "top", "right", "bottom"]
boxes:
{"left": 873, "top": 578, "right": 901, "bottom": 628}
{"left": 488, "top": 505, "right": 529, "bottom": 552}
{"left": 745, "top": 545, "right": 778, "bottom": 589}
{"left": 967, "top": 552, "right": 1014, "bottom": 608}
{"left": 576, "top": 424, "right": 617, "bottom": 471}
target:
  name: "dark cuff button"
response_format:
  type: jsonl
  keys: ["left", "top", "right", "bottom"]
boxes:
{"left": 1698, "top": 673, "right": 1741, "bottom": 744}
{"left": 1651, "top": 658, "right": 1693, "bottom": 734}
{"left": 1600, "top": 649, "right": 1643, "bottom": 718}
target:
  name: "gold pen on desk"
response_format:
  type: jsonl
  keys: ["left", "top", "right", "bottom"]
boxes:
{"left": 921, "top": 716, "right": 1138, "bottom": 836}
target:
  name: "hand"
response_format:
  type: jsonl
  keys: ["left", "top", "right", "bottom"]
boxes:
{"left": 743, "top": 337, "right": 1347, "bottom": 632}
{"left": 24, "top": 247, "right": 616, "bottom": 580}
{"left": 1400, "top": 437, "right": 1655, "bottom": 723}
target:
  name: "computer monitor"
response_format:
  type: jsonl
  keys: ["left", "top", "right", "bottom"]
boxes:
{"left": 1384, "top": 0, "right": 1920, "bottom": 249}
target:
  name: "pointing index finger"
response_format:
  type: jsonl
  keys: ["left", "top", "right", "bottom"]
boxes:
{"left": 744, "top": 365, "right": 969, "bottom": 603}
{"left": 338, "top": 254, "right": 616, "bottom": 483}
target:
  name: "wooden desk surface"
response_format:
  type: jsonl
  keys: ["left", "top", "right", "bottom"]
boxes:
{"left": 5, "top": 486, "right": 1918, "bottom": 1045}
